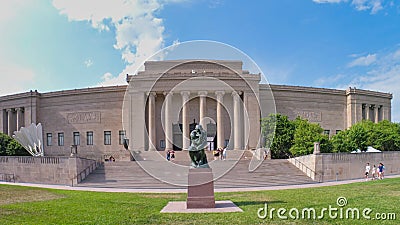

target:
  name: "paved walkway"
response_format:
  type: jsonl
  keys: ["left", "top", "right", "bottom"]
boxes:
{"left": 2, "top": 175, "right": 399, "bottom": 193}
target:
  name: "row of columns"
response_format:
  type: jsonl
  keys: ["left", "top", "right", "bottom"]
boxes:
{"left": 147, "top": 91, "right": 243, "bottom": 151}
{"left": 363, "top": 104, "right": 382, "bottom": 123}
{"left": 3, "top": 107, "right": 24, "bottom": 136}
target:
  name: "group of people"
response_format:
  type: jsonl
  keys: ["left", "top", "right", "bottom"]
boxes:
{"left": 166, "top": 150, "right": 175, "bottom": 161}
{"left": 364, "top": 162, "right": 385, "bottom": 181}
{"left": 213, "top": 147, "right": 227, "bottom": 160}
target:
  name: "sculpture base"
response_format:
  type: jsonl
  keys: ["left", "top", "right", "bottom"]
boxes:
{"left": 187, "top": 167, "right": 215, "bottom": 209}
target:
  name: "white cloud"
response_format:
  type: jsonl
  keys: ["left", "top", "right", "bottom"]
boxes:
{"left": 313, "top": 0, "right": 347, "bottom": 3}
{"left": 352, "top": 0, "right": 384, "bottom": 14}
{"left": 315, "top": 74, "right": 346, "bottom": 86}
{"left": 312, "top": 0, "right": 386, "bottom": 14}
{"left": 84, "top": 59, "right": 93, "bottom": 68}
{"left": 0, "top": 0, "right": 34, "bottom": 25}
{"left": 0, "top": 56, "right": 36, "bottom": 95}
{"left": 52, "top": 0, "right": 180, "bottom": 86}
{"left": 348, "top": 53, "right": 377, "bottom": 67}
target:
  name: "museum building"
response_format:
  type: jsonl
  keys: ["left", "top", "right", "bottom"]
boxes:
{"left": 0, "top": 60, "right": 393, "bottom": 161}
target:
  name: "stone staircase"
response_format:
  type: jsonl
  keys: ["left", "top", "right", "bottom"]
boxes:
{"left": 78, "top": 157, "right": 317, "bottom": 189}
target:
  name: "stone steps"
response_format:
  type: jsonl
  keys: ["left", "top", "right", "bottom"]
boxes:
{"left": 78, "top": 159, "right": 316, "bottom": 189}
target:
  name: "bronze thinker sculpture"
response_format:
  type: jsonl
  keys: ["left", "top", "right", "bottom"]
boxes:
{"left": 188, "top": 124, "right": 209, "bottom": 168}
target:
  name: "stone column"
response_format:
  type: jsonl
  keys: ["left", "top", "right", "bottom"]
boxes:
{"left": 164, "top": 92, "right": 173, "bottom": 151}
{"left": 148, "top": 92, "right": 156, "bottom": 151}
{"left": 0, "top": 109, "right": 3, "bottom": 134}
{"left": 366, "top": 104, "right": 370, "bottom": 121}
{"left": 130, "top": 91, "right": 146, "bottom": 152}
{"left": 198, "top": 91, "right": 207, "bottom": 129}
{"left": 215, "top": 91, "right": 225, "bottom": 149}
{"left": 15, "top": 107, "right": 24, "bottom": 131}
{"left": 232, "top": 91, "right": 242, "bottom": 150}
{"left": 6, "top": 109, "right": 13, "bottom": 136}
{"left": 181, "top": 91, "right": 190, "bottom": 150}
{"left": 374, "top": 105, "right": 379, "bottom": 123}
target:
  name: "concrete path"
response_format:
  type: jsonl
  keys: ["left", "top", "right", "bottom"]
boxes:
{"left": 1, "top": 175, "right": 399, "bottom": 193}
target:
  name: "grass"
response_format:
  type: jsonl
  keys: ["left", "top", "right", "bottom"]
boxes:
{"left": 0, "top": 178, "right": 399, "bottom": 224}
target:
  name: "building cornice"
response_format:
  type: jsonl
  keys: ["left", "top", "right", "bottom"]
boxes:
{"left": 345, "top": 87, "right": 392, "bottom": 99}
{"left": 264, "top": 84, "right": 345, "bottom": 95}
{"left": 0, "top": 90, "right": 40, "bottom": 102}
{"left": 0, "top": 85, "right": 128, "bottom": 101}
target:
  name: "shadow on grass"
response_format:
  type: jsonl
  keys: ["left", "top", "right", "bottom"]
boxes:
{"left": 234, "top": 200, "right": 286, "bottom": 207}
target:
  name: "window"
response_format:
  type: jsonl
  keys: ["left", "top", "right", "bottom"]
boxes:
{"left": 46, "top": 133, "right": 52, "bottom": 146}
{"left": 160, "top": 140, "right": 165, "bottom": 149}
{"left": 323, "top": 130, "right": 330, "bottom": 136}
{"left": 119, "top": 130, "right": 126, "bottom": 145}
{"left": 73, "top": 132, "right": 80, "bottom": 146}
{"left": 336, "top": 130, "right": 342, "bottom": 134}
{"left": 58, "top": 132, "right": 64, "bottom": 146}
{"left": 87, "top": 131, "right": 93, "bottom": 145}
{"left": 104, "top": 131, "right": 111, "bottom": 145}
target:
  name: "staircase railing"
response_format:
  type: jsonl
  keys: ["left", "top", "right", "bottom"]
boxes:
{"left": 70, "top": 160, "right": 102, "bottom": 186}
{"left": 287, "top": 154, "right": 322, "bottom": 182}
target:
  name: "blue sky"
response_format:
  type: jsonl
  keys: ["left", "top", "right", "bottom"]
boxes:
{"left": 0, "top": 0, "right": 399, "bottom": 121}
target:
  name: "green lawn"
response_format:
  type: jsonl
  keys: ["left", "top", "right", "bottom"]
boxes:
{"left": 0, "top": 178, "right": 399, "bottom": 224}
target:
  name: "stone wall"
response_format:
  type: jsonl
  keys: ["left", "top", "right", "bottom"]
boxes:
{"left": 0, "top": 156, "right": 97, "bottom": 185}
{"left": 289, "top": 152, "right": 400, "bottom": 182}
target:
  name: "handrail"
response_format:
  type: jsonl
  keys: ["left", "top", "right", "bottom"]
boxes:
{"left": 70, "top": 160, "right": 101, "bottom": 186}
{"left": 287, "top": 154, "right": 322, "bottom": 182}
{"left": 0, "top": 173, "right": 15, "bottom": 183}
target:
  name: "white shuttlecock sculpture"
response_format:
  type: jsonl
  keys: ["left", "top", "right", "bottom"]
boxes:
{"left": 12, "top": 123, "right": 44, "bottom": 157}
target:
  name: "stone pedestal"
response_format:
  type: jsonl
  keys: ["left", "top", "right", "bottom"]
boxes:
{"left": 187, "top": 168, "right": 215, "bottom": 209}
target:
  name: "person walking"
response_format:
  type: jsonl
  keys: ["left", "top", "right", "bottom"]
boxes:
{"left": 166, "top": 150, "right": 171, "bottom": 161}
{"left": 213, "top": 148, "right": 220, "bottom": 160}
{"left": 371, "top": 165, "right": 376, "bottom": 180}
{"left": 378, "top": 163, "right": 383, "bottom": 179}
{"left": 364, "top": 162, "right": 370, "bottom": 181}
{"left": 222, "top": 147, "right": 227, "bottom": 160}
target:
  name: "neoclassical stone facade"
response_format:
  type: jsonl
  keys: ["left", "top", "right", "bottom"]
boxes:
{"left": 0, "top": 60, "right": 392, "bottom": 161}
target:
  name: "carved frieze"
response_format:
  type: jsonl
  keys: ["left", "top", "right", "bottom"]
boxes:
{"left": 67, "top": 111, "right": 101, "bottom": 124}
{"left": 294, "top": 110, "right": 322, "bottom": 122}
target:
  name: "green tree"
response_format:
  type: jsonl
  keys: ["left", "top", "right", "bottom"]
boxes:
{"left": 347, "top": 120, "right": 374, "bottom": 152}
{"left": 261, "top": 114, "right": 295, "bottom": 158}
{"left": 331, "top": 120, "right": 400, "bottom": 153}
{"left": 331, "top": 129, "right": 353, "bottom": 152}
{"left": 289, "top": 117, "right": 331, "bottom": 156}
{"left": 370, "top": 120, "right": 400, "bottom": 151}
{"left": 0, "top": 132, "right": 29, "bottom": 156}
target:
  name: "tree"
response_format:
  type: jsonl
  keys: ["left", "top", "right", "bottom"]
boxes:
{"left": 289, "top": 117, "right": 331, "bottom": 156}
{"left": 370, "top": 120, "right": 400, "bottom": 151}
{"left": 0, "top": 132, "right": 29, "bottom": 156}
{"left": 331, "top": 129, "right": 352, "bottom": 153}
{"left": 261, "top": 114, "right": 295, "bottom": 159}
{"left": 331, "top": 120, "right": 400, "bottom": 153}
{"left": 346, "top": 120, "right": 373, "bottom": 152}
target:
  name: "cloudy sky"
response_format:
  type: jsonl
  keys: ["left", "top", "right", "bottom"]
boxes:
{"left": 0, "top": 0, "right": 399, "bottom": 121}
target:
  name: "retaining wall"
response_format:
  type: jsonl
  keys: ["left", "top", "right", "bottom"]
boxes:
{"left": 0, "top": 156, "right": 96, "bottom": 185}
